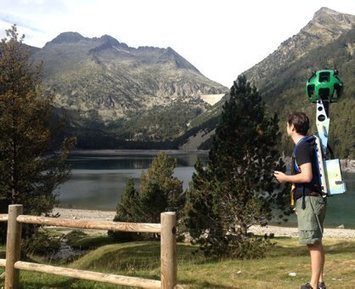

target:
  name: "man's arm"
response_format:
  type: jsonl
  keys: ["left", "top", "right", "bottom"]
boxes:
{"left": 274, "top": 162, "right": 313, "bottom": 184}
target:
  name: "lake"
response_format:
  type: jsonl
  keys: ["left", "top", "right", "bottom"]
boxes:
{"left": 55, "top": 150, "right": 355, "bottom": 228}
{"left": 55, "top": 150, "right": 208, "bottom": 209}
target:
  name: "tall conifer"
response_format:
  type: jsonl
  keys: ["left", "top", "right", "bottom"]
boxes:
{"left": 185, "top": 75, "right": 289, "bottom": 258}
{"left": 0, "top": 25, "right": 74, "bottom": 240}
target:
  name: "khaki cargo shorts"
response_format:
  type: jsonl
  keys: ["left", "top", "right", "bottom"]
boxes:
{"left": 295, "top": 195, "right": 327, "bottom": 245}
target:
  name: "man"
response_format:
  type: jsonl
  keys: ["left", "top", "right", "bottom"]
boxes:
{"left": 274, "top": 112, "right": 327, "bottom": 289}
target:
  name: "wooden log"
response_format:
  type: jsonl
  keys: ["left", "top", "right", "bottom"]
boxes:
{"left": 5, "top": 204, "right": 23, "bottom": 289}
{"left": 16, "top": 215, "right": 161, "bottom": 233}
{"left": 0, "top": 214, "right": 8, "bottom": 222}
{"left": 14, "top": 261, "right": 161, "bottom": 289}
{"left": 0, "top": 258, "right": 6, "bottom": 267}
{"left": 160, "top": 212, "right": 177, "bottom": 289}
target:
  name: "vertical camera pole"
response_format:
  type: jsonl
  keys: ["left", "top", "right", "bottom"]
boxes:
{"left": 306, "top": 69, "right": 346, "bottom": 196}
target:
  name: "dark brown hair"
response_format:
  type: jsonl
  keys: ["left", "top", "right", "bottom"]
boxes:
{"left": 287, "top": 112, "right": 310, "bottom": 135}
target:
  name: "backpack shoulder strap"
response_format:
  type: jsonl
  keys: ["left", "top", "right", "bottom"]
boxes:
{"left": 293, "top": 135, "right": 316, "bottom": 173}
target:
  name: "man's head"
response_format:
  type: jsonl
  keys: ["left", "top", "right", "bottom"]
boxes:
{"left": 287, "top": 112, "right": 310, "bottom": 136}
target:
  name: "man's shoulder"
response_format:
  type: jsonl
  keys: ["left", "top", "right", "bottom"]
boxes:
{"left": 296, "top": 136, "right": 315, "bottom": 150}
{"left": 295, "top": 136, "right": 315, "bottom": 164}
{"left": 297, "top": 140, "right": 312, "bottom": 150}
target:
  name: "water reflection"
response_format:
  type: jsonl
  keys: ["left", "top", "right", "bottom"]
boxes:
{"left": 68, "top": 150, "right": 208, "bottom": 170}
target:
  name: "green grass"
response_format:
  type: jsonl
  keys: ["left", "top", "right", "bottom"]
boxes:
{"left": 1, "top": 238, "right": 355, "bottom": 289}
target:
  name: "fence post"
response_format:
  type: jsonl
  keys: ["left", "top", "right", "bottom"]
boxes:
{"left": 5, "top": 204, "right": 23, "bottom": 289}
{"left": 160, "top": 212, "right": 177, "bottom": 289}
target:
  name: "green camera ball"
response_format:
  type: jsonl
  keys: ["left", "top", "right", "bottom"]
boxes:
{"left": 306, "top": 69, "right": 343, "bottom": 103}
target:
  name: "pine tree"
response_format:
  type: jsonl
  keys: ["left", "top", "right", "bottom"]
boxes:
{"left": 114, "top": 178, "right": 140, "bottom": 222}
{"left": 184, "top": 75, "right": 289, "bottom": 258}
{"left": 111, "top": 152, "right": 184, "bottom": 240}
{"left": 0, "top": 25, "right": 75, "bottom": 241}
{"left": 139, "top": 152, "right": 183, "bottom": 215}
{"left": 109, "top": 178, "right": 141, "bottom": 241}
{"left": 139, "top": 181, "right": 169, "bottom": 223}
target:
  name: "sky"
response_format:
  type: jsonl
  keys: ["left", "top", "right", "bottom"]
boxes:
{"left": 0, "top": 0, "right": 354, "bottom": 87}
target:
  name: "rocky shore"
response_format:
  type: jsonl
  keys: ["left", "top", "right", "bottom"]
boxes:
{"left": 341, "top": 159, "right": 355, "bottom": 173}
{"left": 249, "top": 225, "right": 355, "bottom": 239}
{"left": 53, "top": 207, "right": 116, "bottom": 221}
{"left": 53, "top": 208, "right": 355, "bottom": 239}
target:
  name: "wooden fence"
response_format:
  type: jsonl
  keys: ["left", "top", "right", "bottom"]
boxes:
{"left": 0, "top": 204, "right": 179, "bottom": 289}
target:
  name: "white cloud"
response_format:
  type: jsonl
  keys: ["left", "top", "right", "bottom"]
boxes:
{"left": 1, "top": 0, "right": 354, "bottom": 86}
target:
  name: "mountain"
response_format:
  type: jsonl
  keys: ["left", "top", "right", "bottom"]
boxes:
{"left": 30, "top": 33, "right": 227, "bottom": 147}
{"left": 180, "top": 8, "right": 355, "bottom": 158}
{"left": 245, "top": 7, "right": 355, "bottom": 95}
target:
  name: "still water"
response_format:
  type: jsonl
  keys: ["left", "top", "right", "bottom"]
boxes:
{"left": 56, "top": 150, "right": 208, "bottom": 209}
{"left": 55, "top": 150, "right": 354, "bottom": 228}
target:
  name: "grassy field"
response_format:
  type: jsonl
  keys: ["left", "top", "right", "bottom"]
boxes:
{"left": 1, "top": 237, "right": 355, "bottom": 289}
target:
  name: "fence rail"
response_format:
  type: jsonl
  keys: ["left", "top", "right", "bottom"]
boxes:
{"left": 0, "top": 214, "right": 7, "bottom": 222}
{"left": 0, "top": 204, "right": 178, "bottom": 289}
{"left": 17, "top": 215, "right": 161, "bottom": 233}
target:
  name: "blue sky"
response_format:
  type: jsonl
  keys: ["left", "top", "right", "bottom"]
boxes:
{"left": 1, "top": 0, "right": 354, "bottom": 87}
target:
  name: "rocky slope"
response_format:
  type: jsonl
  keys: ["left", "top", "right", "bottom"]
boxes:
{"left": 32, "top": 33, "right": 227, "bottom": 122}
{"left": 180, "top": 7, "right": 355, "bottom": 158}
{"left": 245, "top": 7, "right": 355, "bottom": 92}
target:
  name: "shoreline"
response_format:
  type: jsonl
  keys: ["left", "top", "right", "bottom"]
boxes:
{"left": 67, "top": 150, "right": 355, "bottom": 173}
{"left": 53, "top": 207, "right": 355, "bottom": 239}
{"left": 69, "top": 149, "right": 209, "bottom": 156}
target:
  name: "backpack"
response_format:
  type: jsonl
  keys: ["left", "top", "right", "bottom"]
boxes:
{"left": 291, "top": 135, "right": 323, "bottom": 209}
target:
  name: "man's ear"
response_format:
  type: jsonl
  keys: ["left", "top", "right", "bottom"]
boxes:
{"left": 289, "top": 124, "right": 295, "bottom": 132}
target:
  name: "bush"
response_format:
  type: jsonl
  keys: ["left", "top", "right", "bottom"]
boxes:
{"left": 24, "top": 230, "right": 62, "bottom": 256}
{"left": 227, "top": 234, "right": 274, "bottom": 259}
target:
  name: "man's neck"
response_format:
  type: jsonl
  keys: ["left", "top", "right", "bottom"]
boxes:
{"left": 292, "top": 133, "right": 306, "bottom": 145}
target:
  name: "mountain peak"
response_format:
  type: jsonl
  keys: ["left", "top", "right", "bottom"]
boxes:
{"left": 314, "top": 7, "right": 339, "bottom": 17}
{"left": 50, "top": 32, "right": 85, "bottom": 44}
{"left": 89, "top": 34, "right": 129, "bottom": 53}
{"left": 245, "top": 7, "right": 355, "bottom": 92}
{"left": 309, "top": 7, "right": 355, "bottom": 29}
{"left": 158, "top": 47, "right": 200, "bottom": 72}
{"left": 99, "top": 34, "right": 120, "bottom": 46}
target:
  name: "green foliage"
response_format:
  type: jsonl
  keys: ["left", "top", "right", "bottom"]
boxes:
{"left": 184, "top": 75, "right": 290, "bottom": 258}
{"left": 111, "top": 153, "right": 183, "bottom": 241}
{"left": 226, "top": 233, "right": 274, "bottom": 259}
{"left": 109, "top": 179, "right": 141, "bottom": 242}
{"left": 114, "top": 179, "right": 141, "bottom": 222}
{"left": 139, "top": 181, "right": 169, "bottom": 223}
{"left": 23, "top": 230, "right": 61, "bottom": 256}
{"left": 110, "top": 101, "right": 205, "bottom": 141}
{"left": 139, "top": 152, "right": 183, "bottom": 214}
{"left": 53, "top": 100, "right": 205, "bottom": 149}
{"left": 0, "top": 25, "right": 75, "bottom": 242}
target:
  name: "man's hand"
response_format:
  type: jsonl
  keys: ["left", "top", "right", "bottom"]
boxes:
{"left": 274, "top": 163, "right": 313, "bottom": 184}
{"left": 273, "top": 171, "right": 288, "bottom": 183}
